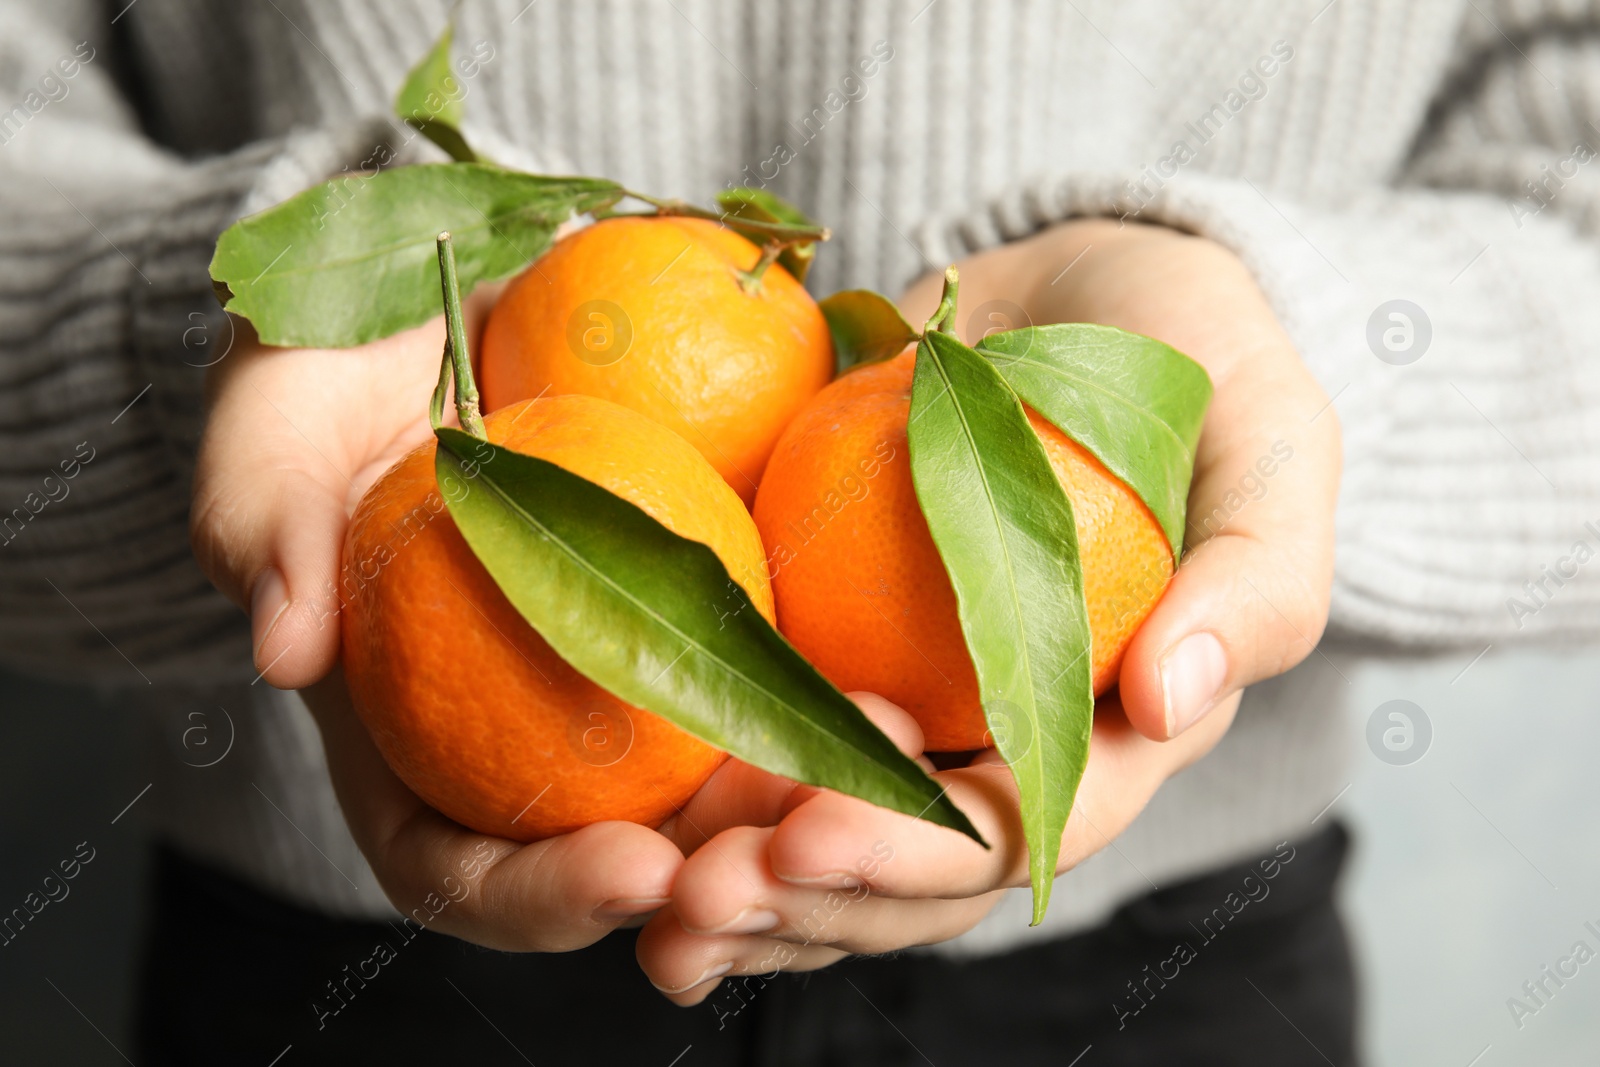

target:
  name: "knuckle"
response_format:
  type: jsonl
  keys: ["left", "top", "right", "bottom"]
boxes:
{"left": 187, "top": 481, "right": 252, "bottom": 601}
{"left": 1249, "top": 554, "right": 1331, "bottom": 674}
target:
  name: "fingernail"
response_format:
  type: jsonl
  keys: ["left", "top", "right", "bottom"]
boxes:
{"left": 700, "top": 908, "right": 780, "bottom": 936}
{"left": 773, "top": 870, "right": 857, "bottom": 889}
{"left": 670, "top": 961, "right": 732, "bottom": 994}
{"left": 1160, "top": 632, "right": 1227, "bottom": 737}
{"left": 592, "top": 896, "right": 670, "bottom": 923}
{"left": 251, "top": 567, "right": 289, "bottom": 665}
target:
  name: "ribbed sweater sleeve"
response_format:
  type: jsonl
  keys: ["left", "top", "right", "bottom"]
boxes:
{"left": 916, "top": 2, "right": 1600, "bottom": 648}
{"left": 0, "top": 3, "right": 399, "bottom": 685}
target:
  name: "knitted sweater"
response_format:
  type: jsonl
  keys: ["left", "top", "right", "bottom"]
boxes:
{"left": 2, "top": 0, "right": 1598, "bottom": 954}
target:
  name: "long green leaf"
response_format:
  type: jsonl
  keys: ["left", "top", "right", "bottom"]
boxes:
{"left": 433, "top": 427, "right": 983, "bottom": 844}
{"left": 210, "top": 165, "right": 622, "bottom": 348}
{"left": 976, "top": 325, "right": 1212, "bottom": 557}
{"left": 819, "top": 290, "right": 919, "bottom": 372}
{"left": 907, "top": 330, "right": 1092, "bottom": 922}
{"left": 394, "top": 22, "right": 478, "bottom": 163}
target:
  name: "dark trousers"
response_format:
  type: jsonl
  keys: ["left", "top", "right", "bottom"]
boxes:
{"left": 136, "top": 823, "right": 1356, "bottom": 1066}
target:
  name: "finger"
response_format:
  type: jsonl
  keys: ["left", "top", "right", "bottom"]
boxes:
{"left": 659, "top": 692, "right": 929, "bottom": 854}
{"left": 663, "top": 824, "right": 999, "bottom": 954}
{"left": 848, "top": 691, "right": 926, "bottom": 755}
{"left": 769, "top": 761, "right": 1019, "bottom": 899}
{"left": 387, "top": 815, "right": 685, "bottom": 953}
{"left": 306, "top": 672, "right": 683, "bottom": 952}
{"left": 658, "top": 757, "right": 796, "bottom": 855}
{"left": 773, "top": 692, "right": 934, "bottom": 821}
{"left": 637, "top": 910, "right": 847, "bottom": 1006}
{"left": 767, "top": 697, "right": 1237, "bottom": 900}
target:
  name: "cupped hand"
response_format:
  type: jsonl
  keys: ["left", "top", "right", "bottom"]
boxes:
{"left": 190, "top": 290, "right": 505, "bottom": 691}
{"left": 305, "top": 669, "right": 815, "bottom": 951}
{"left": 635, "top": 691, "right": 1234, "bottom": 1004}
{"left": 904, "top": 217, "right": 1343, "bottom": 746}
{"left": 302, "top": 670, "right": 670, "bottom": 949}
{"left": 636, "top": 216, "right": 1341, "bottom": 1003}
{"left": 189, "top": 285, "right": 779, "bottom": 952}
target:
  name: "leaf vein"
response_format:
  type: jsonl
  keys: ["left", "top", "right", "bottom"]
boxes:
{"left": 229, "top": 198, "right": 581, "bottom": 284}
{"left": 984, "top": 349, "right": 1194, "bottom": 467}
{"left": 451, "top": 445, "right": 919, "bottom": 788}
{"left": 921, "top": 341, "right": 1048, "bottom": 831}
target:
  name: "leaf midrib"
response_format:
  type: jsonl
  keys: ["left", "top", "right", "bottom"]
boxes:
{"left": 920, "top": 340, "right": 1048, "bottom": 831}
{"left": 231, "top": 197, "right": 577, "bottom": 284}
{"left": 453, "top": 444, "right": 920, "bottom": 789}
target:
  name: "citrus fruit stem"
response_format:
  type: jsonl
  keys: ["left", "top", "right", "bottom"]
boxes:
{"left": 736, "top": 241, "right": 784, "bottom": 295}
{"left": 433, "top": 231, "right": 486, "bottom": 439}
{"left": 924, "top": 266, "right": 961, "bottom": 336}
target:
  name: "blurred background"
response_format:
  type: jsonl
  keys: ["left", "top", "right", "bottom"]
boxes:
{"left": 2, "top": 645, "right": 1597, "bottom": 1065}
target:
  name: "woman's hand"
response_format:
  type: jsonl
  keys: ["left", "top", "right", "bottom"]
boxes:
{"left": 635, "top": 691, "right": 1234, "bottom": 1004}
{"left": 905, "top": 218, "right": 1342, "bottom": 747}
{"left": 635, "top": 217, "right": 1341, "bottom": 1003}
{"left": 302, "top": 671, "right": 679, "bottom": 949}
{"left": 305, "top": 668, "right": 819, "bottom": 951}
{"left": 190, "top": 292, "right": 504, "bottom": 691}
{"left": 188, "top": 287, "right": 778, "bottom": 952}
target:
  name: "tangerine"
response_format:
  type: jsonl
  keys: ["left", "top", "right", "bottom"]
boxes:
{"left": 480, "top": 216, "right": 834, "bottom": 505}
{"left": 342, "top": 394, "right": 775, "bottom": 840}
{"left": 752, "top": 351, "right": 1173, "bottom": 752}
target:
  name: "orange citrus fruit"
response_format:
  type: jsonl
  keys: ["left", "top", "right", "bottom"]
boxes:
{"left": 341, "top": 394, "right": 775, "bottom": 840}
{"left": 752, "top": 351, "right": 1173, "bottom": 752}
{"left": 479, "top": 216, "right": 834, "bottom": 505}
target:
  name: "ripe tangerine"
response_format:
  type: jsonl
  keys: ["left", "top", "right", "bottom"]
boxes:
{"left": 341, "top": 394, "right": 774, "bottom": 840}
{"left": 752, "top": 351, "right": 1174, "bottom": 751}
{"left": 479, "top": 216, "right": 834, "bottom": 504}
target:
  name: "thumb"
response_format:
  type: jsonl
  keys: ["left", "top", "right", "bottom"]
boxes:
{"left": 192, "top": 289, "right": 501, "bottom": 691}
{"left": 1113, "top": 441, "right": 1337, "bottom": 742}
{"left": 190, "top": 358, "right": 351, "bottom": 690}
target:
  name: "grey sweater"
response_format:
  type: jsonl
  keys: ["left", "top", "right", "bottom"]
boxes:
{"left": 2, "top": 0, "right": 1599, "bottom": 953}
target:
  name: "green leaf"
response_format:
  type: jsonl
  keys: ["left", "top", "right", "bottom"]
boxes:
{"left": 210, "top": 165, "right": 623, "bottom": 348}
{"left": 432, "top": 427, "right": 983, "bottom": 845}
{"left": 818, "top": 290, "right": 920, "bottom": 372}
{"left": 716, "top": 188, "right": 819, "bottom": 282}
{"left": 716, "top": 187, "right": 812, "bottom": 227}
{"left": 394, "top": 22, "right": 477, "bottom": 162}
{"left": 907, "top": 330, "right": 1092, "bottom": 923}
{"left": 975, "top": 325, "right": 1212, "bottom": 558}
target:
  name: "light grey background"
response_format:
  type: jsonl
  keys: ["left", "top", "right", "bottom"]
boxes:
{"left": 1339, "top": 647, "right": 1600, "bottom": 1066}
